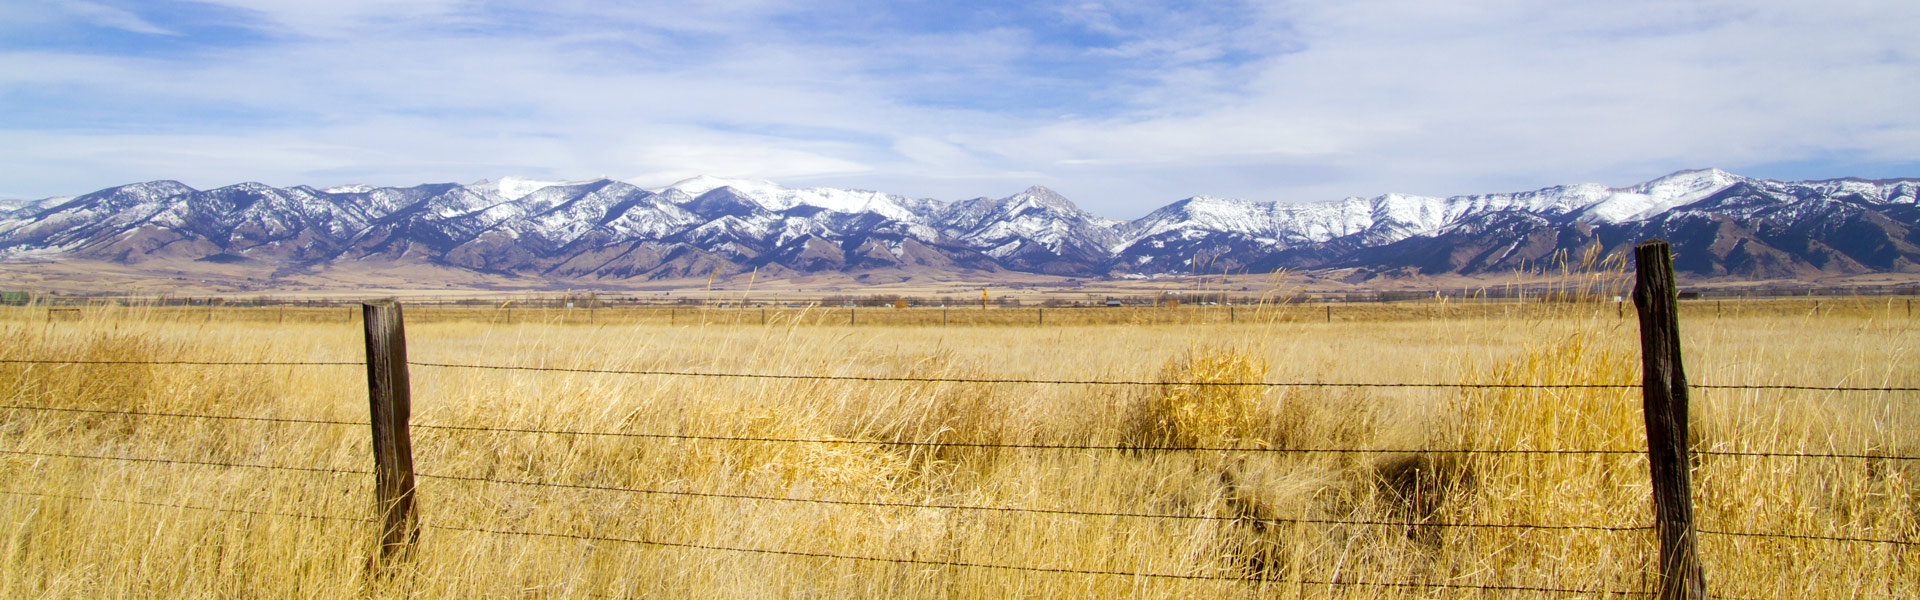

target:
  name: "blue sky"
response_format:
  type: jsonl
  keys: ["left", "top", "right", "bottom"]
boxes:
{"left": 2, "top": 0, "right": 1917, "bottom": 216}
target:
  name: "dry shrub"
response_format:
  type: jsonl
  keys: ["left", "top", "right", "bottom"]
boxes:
{"left": 1124, "top": 345, "right": 1268, "bottom": 448}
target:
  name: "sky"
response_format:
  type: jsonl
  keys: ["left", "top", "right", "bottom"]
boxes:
{"left": 2, "top": 0, "right": 1917, "bottom": 217}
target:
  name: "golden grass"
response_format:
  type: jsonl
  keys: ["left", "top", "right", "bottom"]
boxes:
{"left": 0, "top": 298, "right": 1915, "bottom": 598}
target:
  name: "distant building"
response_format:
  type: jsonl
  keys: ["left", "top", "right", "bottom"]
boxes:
{"left": 1105, "top": 299, "right": 1123, "bottom": 307}
{"left": 0, "top": 291, "right": 29, "bottom": 306}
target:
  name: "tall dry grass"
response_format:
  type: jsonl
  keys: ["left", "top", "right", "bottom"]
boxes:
{"left": 0, "top": 296, "right": 1914, "bottom": 598}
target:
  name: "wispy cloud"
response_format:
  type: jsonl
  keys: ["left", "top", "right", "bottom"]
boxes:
{"left": 0, "top": 0, "right": 1915, "bottom": 214}
{"left": 62, "top": 1, "right": 179, "bottom": 36}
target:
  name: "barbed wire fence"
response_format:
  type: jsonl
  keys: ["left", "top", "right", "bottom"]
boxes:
{"left": 1, "top": 362, "right": 1909, "bottom": 597}
{"left": 1, "top": 241, "right": 1914, "bottom": 599}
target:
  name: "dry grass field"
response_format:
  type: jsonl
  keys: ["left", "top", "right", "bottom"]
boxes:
{"left": 1, "top": 295, "right": 1915, "bottom": 598}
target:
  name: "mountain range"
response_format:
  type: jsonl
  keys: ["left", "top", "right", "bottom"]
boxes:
{"left": 1, "top": 169, "right": 1916, "bottom": 286}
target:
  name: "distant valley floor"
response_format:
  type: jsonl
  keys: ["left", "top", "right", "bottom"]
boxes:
{"left": 5, "top": 259, "right": 1916, "bottom": 304}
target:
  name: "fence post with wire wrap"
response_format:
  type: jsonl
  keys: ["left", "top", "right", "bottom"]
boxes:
{"left": 1633, "top": 239, "right": 1708, "bottom": 600}
{"left": 362, "top": 298, "right": 419, "bottom": 569}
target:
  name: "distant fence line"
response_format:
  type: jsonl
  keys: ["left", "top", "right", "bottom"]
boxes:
{"left": 2, "top": 240, "right": 1915, "bottom": 599}
{"left": 3, "top": 276, "right": 1918, "bottom": 309}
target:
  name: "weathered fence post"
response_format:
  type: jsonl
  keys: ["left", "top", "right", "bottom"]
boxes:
{"left": 1631, "top": 240, "right": 1707, "bottom": 600}
{"left": 362, "top": 299, "right": 419, "bottom": 568}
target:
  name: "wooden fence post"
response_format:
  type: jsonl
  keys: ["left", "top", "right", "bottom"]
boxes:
{"left": 362, "top": 299, "right": 419, "bottom": 568}
{"left": 1631, "top": 240, "right": 1707, "bottom": 600}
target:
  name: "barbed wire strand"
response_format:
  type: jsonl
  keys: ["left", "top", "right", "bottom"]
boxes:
{"left": 3, "top": 357, "right": 1906, "bottom": 391}
{"left": 2, "top": 402, "right": 1907, "bottom": 461}
{"left": 0, "top": 358, "right": 359, "bottom": 367}
{"left": 412, "top": 422, "right": 1639, "bottom": 456}
{"left": 0, "top": 448, "right": 368, "bottom": 476}
{"left": 1700, "top": 528, "right": 1917, "bottom": 547}
{"left": 416, "top": 421, "right": 1920, "bottom": 461}
{"left": 1694, "top": 383, "right": 1920, "bottom": 392}
{"left": 407, "top": 360, "right": 1920, "bottom": 392}
{"left": 4, "top": 401, "right": 1901, "bottom": 461}
{"left": 417, "top": 471, "right": 1647, "bottom": 533}
{"left": 0, "top": 489, "right": 369, "bottom": 523}
{"left": 429, "top": 522, "right": 1645, "bottom": 596}
{"left": 1695, "top": 449, "right": 1920, "bottom": 462}
{"left": 0, "top": 403, "right": 365, "bottom": 427}
{"left": 410, "top": 360, "right": 1624, "bottom": 388}
{"left": 2, "top": 357, "right": 1909, "bottom": 392}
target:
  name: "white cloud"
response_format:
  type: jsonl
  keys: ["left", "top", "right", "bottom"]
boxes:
{"left": 1, "top": 0, "right": 1916, "bottom": 216}
{"left": 621, "top": 141, "right": 875, "bottom": 188}
{"left": 966, "top": 0, "right": 1920, "bottom": 209}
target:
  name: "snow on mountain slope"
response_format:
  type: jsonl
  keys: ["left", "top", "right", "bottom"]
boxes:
{"left": 655, "top": 175, "right": 927, "bottom": 221}
{"left": 1121, "top": 169, "right": 1756, "bottom": 255}
{"left": 1577, "top": 168, "right": 1741, "bottom": 223}
{"left": 2, "top": 169, "right": 1916, "bottom": 281}
{"left": 938, "top": 186, "right": 1121, "bottom": 253}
